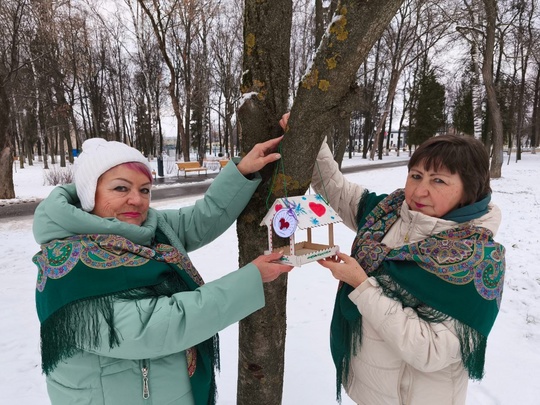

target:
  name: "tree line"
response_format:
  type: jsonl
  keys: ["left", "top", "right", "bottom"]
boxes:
{"left": 0, "top": 0, "right": 538, "bottom": 195}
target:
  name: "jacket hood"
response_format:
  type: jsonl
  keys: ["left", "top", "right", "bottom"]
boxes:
{"left": 397, "top": 199, "right": 502, "bottom": 246}
{"left": 471, "top": 203, "right": 502, "bottom": 236}
{"left": 33, "top": 183, "right": 158, "bottom": 246}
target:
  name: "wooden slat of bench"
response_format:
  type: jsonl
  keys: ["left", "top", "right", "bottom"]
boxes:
{"left": 184, "top": 167, "right": 207, "bottom": 172}
{"left": 176, "top": 162, "right": 208, "bottom": 177}
{"left": 177, "top": 162, "right": 203, "bottom": 169}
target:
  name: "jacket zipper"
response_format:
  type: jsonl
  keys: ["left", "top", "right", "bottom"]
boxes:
{"left": 403, "top": 215, "right": 418, "bottom": 243}
{"left": 141, "top": 360, "right": 150, "bottom": 399}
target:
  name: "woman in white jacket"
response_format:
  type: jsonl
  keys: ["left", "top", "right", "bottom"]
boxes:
{"left": 281, "top": 115, "right": 505, "bottom": 405}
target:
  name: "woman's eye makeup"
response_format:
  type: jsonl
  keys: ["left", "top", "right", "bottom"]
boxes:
{"left": 109, "top": 182, "right": 151, "bottom": 195}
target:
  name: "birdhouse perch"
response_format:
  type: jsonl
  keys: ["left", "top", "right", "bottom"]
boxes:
{"left": 260, "top": 194, "right": 343, "bottom": 266}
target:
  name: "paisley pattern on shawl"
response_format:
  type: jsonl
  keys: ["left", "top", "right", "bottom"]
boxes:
{"left": 34, "top": 233, "right": 218, "bottom": 404}
{"left": 35, "top": 234, "right": 203, "bottom": 292}
{"left": 352, "top": 192, "right": 504, "bottom": 311}
{"left": 330, "top": 189, "right": 505, "bottom": 400}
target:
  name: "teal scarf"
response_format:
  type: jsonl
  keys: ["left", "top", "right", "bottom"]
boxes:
{"left": 34, "top": 233, "right": 219, "bottom": 405}
{"left": 330, "top": 189, "right": 505, "bottom": 400}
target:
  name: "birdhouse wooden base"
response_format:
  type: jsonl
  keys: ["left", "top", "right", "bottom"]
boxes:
{"left": 265, "top": 241, "right": 340, "bottom": 267}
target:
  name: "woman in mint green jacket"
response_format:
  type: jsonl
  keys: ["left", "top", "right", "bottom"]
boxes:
{"left": 32, "top": 137, "right": 292, "bottom": 405}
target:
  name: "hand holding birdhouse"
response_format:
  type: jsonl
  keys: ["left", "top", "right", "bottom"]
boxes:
{"left": 317, "top": 252, "right": 368, "bottom": 288}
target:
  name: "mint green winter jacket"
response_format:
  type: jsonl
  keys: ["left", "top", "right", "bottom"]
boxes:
{"left": 32, "top": 162, "right": 265, "bottom": 405}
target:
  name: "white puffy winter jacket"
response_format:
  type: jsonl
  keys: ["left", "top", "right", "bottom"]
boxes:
{"left": 311, "top": 142, "right": 501, "bottom": 405}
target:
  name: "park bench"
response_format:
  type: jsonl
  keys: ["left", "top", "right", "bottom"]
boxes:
{"left": 219, "top": 159, "right": 230, "bottom": 171}
{"left": 176, "top": 161, "right": 208, "bottom": 178}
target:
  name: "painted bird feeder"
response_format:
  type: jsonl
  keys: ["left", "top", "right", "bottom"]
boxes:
{"left": 260, "top": 194, "right": 342, "bottom": 266}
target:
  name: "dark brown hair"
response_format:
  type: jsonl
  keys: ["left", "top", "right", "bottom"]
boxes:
{"left": 408, "top": 135, "right": 491, "bottom": 206}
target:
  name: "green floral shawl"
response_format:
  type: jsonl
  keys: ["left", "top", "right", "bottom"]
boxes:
{"left": 34, "top": 233, "right": 219, "bottom": 405}
{"left": 330, "top": 189, "right": 505, "bottom": 401}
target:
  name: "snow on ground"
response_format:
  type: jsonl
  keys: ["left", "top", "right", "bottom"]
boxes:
{"left": 1, "top": 150, "right": 539, "bottom": 404}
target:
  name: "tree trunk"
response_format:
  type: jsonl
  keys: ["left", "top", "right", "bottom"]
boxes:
{"left": 0, "top": 82, "right": 15, "bottom": 199}
{"left": 238, "top": 0, "right": 405, "bottom": 402}
{"left": 514, "top": 1, "right": 533, "bottom": 161}
{"left": 482, "top": 0, "right": 504, "bottom": 178}
{"left": 470, "top": 25, "right": 485, "bottom": 140}
{"left": 531, "top": 65, "right": 540, "bottom": 153}
{"left": 236, "top": 2, "right": 292, "bottom": 404}
{"left": 333, "top": 113, "right": 350, "bottom": 168}
{"left": 370, "top": 68, "right": 400, "bottom": 160}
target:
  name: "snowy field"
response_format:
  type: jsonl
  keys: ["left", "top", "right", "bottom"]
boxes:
{"left": 1, "top": 150, "right": 539, "bottom": 404}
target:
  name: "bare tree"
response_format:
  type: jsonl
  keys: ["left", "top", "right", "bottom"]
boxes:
{"left": 482, "top": 0, "right": 505, "bottom": 177}
{"left": 190, "top": 1, "right": 218, "bottom": 163}
{"left": 454, "top": 0, "right": 509, "bottom": 177}
{"left": 100, "top": 16, "right": 136, "bottom": 147}
{"left": 358, "top": 38, "right": 387, "bottom": 158}
{"left": 135, "top": 0, "right": 190, "bottom": 160}
{"left": 290, "top": 0, "right": 316, "bottom": 99}
{"left": 369, "top": 0, "right": 453, "bottom": 160}
{"left": 512, "top": 0, "right": 535, "bottom": 161}
{"left": 126, "top": 0, "right": 167, "bottom": 154}
{"left": 0, "top": 0, "right": 29, "bottom": 199}
{"left": 209, "top": 0, "right": 243, "bottom": 157}
{"left": 457, "top": 0, "right": 487, "bottom": 140}
{"left": 532, "top": 50, "right": 540, "bottom": 154}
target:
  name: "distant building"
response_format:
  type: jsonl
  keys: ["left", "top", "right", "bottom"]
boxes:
{"left": 386, "top": 130, "right": 408, "bottom": 150}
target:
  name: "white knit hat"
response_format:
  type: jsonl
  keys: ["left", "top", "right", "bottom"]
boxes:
{"left": 74, "top": 138, "right": 152, "bottom": 212}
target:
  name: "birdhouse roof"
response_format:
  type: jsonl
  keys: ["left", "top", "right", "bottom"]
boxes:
{"left": 260, "top": 194, "right": 342, "bottom": 230}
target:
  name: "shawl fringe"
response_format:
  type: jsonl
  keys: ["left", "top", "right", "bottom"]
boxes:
{"left": 41, "top": 271, "right": 220, "bottom": 384}
{"left": 376, "top": 274, "right": 488, "bottom": 380}
{"left": 41, "top": 294, "right": 119, "bottom": 375}
{"left": 333, "top": 273, "right": 488, "bottom": 402}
